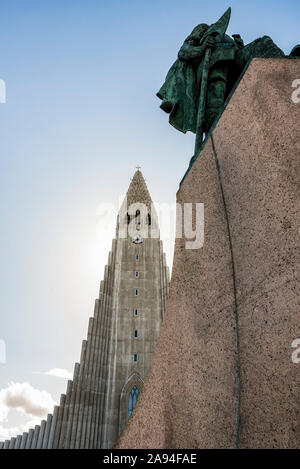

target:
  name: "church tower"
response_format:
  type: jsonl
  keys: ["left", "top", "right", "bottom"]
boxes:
{"left": 100, "top": 169, "right": 169, "bottom": 448}
{"left": 0, "top": 170, "right": 169, "bottom": 450}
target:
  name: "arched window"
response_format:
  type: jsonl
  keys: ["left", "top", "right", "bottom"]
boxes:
{"left": 147, "top": 213, "right": 151, "bottom": 225}
{"left": 128, "top": 385, "right": 140, "bottom": 418}
{"left": 119, "top": 373, "right": 144, "bottom": 434}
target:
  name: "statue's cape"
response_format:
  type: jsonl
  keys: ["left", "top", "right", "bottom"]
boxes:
{"left": 156, "top": 59, "right": 198, "bottom": 134}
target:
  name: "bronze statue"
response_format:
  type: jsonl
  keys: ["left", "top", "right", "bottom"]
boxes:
{"left": 157, "top": 7, "right": 292, "bottom": 157}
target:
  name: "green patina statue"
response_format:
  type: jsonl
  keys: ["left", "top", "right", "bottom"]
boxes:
{"left": 157, "top": 7, "right": 296, "bottom": 157}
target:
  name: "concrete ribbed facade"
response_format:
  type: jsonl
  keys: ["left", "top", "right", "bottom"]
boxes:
{"left": 1, "top": 170, "right": 169, "bottom": 449}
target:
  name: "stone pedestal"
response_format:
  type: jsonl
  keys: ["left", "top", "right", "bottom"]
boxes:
{"left": 117, "top": 58, "right": 300, "bottom": 449}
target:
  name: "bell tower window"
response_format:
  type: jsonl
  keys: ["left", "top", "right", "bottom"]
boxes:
{"left": 135, "top": 210, "right": 140, "bottom": 225}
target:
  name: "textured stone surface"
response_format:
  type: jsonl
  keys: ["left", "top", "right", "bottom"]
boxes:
{"left": 117, "top": 58, "right": 300, "bottom": 449}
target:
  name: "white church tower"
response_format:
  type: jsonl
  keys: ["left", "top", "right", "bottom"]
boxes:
{"left": 0, "top": 170, "right": 169, "bottom": 449}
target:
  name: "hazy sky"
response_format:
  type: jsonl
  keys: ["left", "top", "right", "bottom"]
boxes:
{"left": 0, "top": 0, "right": 299, "bottom": 440}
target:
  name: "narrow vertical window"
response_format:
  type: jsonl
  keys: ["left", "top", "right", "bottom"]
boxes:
{"left": 135, "top": 210, "right": 141, "bottom": 225}
{"left": 134, "top": 309, "right": 138, "bottom": 316}
{"left": 134, "top": 354, "right": 138, "bottom": 362}
{"left": 135, "top": 289, "right": 138, "bottom": 296}
{"left": 136, "top": 254, "right": 139, "bottom": 261}
{"left": 134, "top": 330, "right": 138, "bottom": 338}
{"left": 135, "top": 271, "right": 139, "bottom": 278}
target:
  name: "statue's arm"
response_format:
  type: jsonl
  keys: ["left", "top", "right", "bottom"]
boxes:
{"left": 178, "top": 41, "right": 206, "bottom": 61}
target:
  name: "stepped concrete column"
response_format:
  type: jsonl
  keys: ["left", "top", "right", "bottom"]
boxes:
{"left": 47, "top": 405, "right": 59, "bottom": 449}
{"left": 36, "top": 420, "right": 46, "bottom": 449}
{"left": 20, "top": 432, "right": 28, "bottom": 449}
{"left": 58, "top": 381, "right": 73, "bottom": 448}
{"left": 70, "top": 342, "right": 87, "bottom": 448}
{"left": 25, "top": 428, "right": 34, "bottom": 449}
{"left": 15, "top": 435, "right": 22, "bottom": 449}
{"left": 9, "top": 437, "right": 16, "bottom": 449}
{"left": 42, "top": 414, "right": 52, "bottom": 449}
{"left": 63, "top": 362, "right": 80, "bottom": 448}
{"left": 31, "top": 425, "right": 40, "bottom": 449}
{"left": 53, "top": 394, "right": 66, "bottom": 448}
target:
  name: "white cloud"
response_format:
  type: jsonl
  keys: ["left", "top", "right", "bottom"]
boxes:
{"left": 0, "top": 417, "right": 40, "bottom": 442}
{"left": 0, "top": 382, "right": 55, "bottom": 433}
{"left": 0, "top": 382, "right": 56, "bottom": 441}
{"left": 41, "top": 368, "right": 72, "bottom": 380}
{"left": 0, "top": 382, "right": 55, "bottom": 418}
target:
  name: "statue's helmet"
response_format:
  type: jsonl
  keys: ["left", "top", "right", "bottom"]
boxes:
{"left": 186, "top": 23, "right": 209, "bottom": 42}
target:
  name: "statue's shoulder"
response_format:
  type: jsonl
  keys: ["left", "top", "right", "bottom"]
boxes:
{"left": 215, "top": 33, "right": 236, "bottom": 46}
{"left": 210, "top": 34, "right": 237, "bottom": 67}
{"left": 224, "top": 33, "right": 235, "bottom": 43}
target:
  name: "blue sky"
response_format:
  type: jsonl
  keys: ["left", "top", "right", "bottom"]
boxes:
{"left": 0, "top": 0, "right": 299, "bottom": 439}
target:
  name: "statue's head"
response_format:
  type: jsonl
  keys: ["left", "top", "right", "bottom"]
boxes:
{"left": 186, "top": 23, "right": 209, "bottom": 42}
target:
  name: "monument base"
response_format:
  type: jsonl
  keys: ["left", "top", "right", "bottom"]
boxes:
{"left": 117, "top": 58, "right": 300, "bottom": 449}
